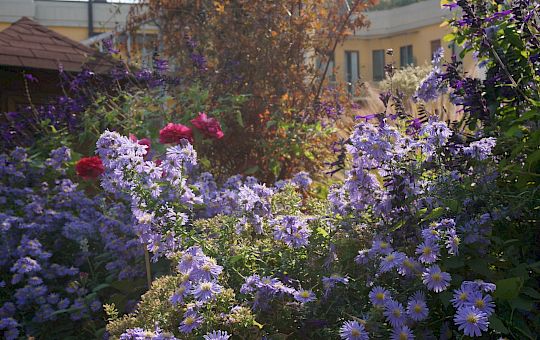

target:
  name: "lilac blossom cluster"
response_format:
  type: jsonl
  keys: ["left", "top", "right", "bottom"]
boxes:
{"left": 0, "top": 147, "right": 141, "bottom": 339}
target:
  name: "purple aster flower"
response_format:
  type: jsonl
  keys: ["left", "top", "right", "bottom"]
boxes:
{"left": 416, "top": 241, "right": 440, "bottom": 264}
{"left": 322, "top": 274, "right": 349, "bottom": 294}
{"left": 293, "top": 290, "right": 316, "bottom": 303}
{"left": 467, "top": 292, "right": 495, "bottom": 316}
{"left": 170, "top": 284, "right": 190, "bottom": 306}
{"left": 406, "top": 292, "right": 429, "bottom": 321}
{"left": 369, "top": 286, "right": 390, "bottom": 307}
{"left": 445, "top": 228, "right": 460, "bottom": 255}
{"left": 397, "top": 256, "right": 421, "bottom": 277}
{"left": 463, "top": 280, "right": 496, "bottom": 293}
{"left": 191, "top": 281, "right": 222, "bottom": 303}
{"left": 339, "top": 320, "right": 369, "bottom": 340}
{"left": 421, "top": 226, "right": 441, "bottom": 242}
{"left": 355, "top": 249, "right": 371, "bottom": 265}
{"left": 291, "top": 172, "right": 312, "bottom": 188}
{"left": 454, "top": 306, "right": 488, "bottom": 337}
{"left": 379, "top": 251, "right": 406, "bottom": 273}
{"left": 203, "top": 330, "right": 231, "bottom": 340}
{"left": 391, "top": 325, "right": 414, "bottom": 340}
{"left": 451, "top": 286, "right": 474, "bottom": 309}
{"left": 422, "top": 265, "right": 451, "bottom": 292}
{"left": 272, "top": 215, "right": 311, "bottom": 248}
{"left": 371, "top": 238, "right": 393, "bottom": 255}
{"left": 179, "top": 311, "right": 203, "bottom": 333}
{"left": 384, "top": 300, "right": 406, "bottom": 328}
{"left": 193, "top": 259, "right": 223, "bottom": 282}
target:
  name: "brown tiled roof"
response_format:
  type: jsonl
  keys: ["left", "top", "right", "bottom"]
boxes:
{"left": 0, "top": 17, "right": 115, "bottom": 72}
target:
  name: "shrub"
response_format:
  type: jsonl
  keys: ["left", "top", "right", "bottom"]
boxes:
{"left": 0, "top": 147, "right": 143, "bottom": 339}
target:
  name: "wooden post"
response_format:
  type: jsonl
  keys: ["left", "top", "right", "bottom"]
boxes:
{"left": 144, "top": 248, "right": 152, "bottom": 289}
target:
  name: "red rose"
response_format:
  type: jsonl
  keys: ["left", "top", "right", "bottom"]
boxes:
{"left": 190, "top": 112, "right": 224, "bottom": 139}
{"left": 129, "top": 134, "right": 152, "bottom": 155}
{"left": 159, "top": 123, "right": 193, "bottom": 144}
{"left": 75, "top": 156, "right": 104, "bottom": 180}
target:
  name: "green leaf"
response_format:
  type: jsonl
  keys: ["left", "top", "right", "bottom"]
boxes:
{"left": 316, "top": 226, "right": 329, "bottom": 238}
{"left": 421, "top": 207, "right": 445, "bottom": 223}
{"left": 522, "top": 287, "right": 540, "bottom": 300}
{"left": 489, "top": 315, "right": 509, "bottom": 334}
{"left": 92, "top": 283, "right": 110, "bottom": 293}
{"left": 235, "top": 111, "right": 244, "bottom": 127}
{"left": 493, "top": 277, "right": 523, "bottom": 300}
{"left": 468, "top": 258, "right": 493, "bottom": 277}
{"left": 509, "top": 297, "right": 534, "bottom": 311}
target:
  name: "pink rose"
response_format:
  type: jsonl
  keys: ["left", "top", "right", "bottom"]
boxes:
{"left": 159, "top": 123, "right": 194, "bottom": 144}
{"left": 190, "top": 112, "right": 224, "bottom": 139}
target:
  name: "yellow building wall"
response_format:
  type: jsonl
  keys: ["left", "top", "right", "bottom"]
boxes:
{"left": 334, "top": 22, "right": 475, "bottom": 84}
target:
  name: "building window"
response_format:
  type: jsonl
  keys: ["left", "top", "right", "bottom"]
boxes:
{"left": 400, "top": 45, "right": 414, "bottom": 68}
{"left": 345, "top": 50, "right": 359, "bottom": 93}
{"left": 316, "top": 52, "right": 336, "bottom": 83}
{"left": 431, "top": 39, "right": 442, "bottom": 58}
{"left": 372, "top": 49, "right": 385, "bottom": 81}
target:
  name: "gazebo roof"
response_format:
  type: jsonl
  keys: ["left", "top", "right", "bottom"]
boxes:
{"left": 0, "top": 17, "right": 115, "bottom": 72}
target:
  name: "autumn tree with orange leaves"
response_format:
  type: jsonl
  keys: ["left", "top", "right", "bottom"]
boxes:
{"left": 128, "top": 0, "right": 376, "bottom": 181}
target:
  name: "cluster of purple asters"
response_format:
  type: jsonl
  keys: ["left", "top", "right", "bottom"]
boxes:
{"left": 97, "top": 131, "right": 201, "bottom": 259}
{"left": 119, "top": 326, "right": 179, "bottom": 339}
{"left": 271, "top": 215, "right": 312, "bottom": 248}
{"left": 0, "top": 147, "right": 141, "bottom": 338}
{"left": 240, "top": 274, "right": 308, "bottom": 310}
{"left": 451, "top": 280, "right": 495, "bottom": 337}
{"left": 347, "top": 217, "right": 495, "bottom": 337}
{"left": 329, "top": 118, "right": 453, "bottom": 219}
{"left": 169, "top": 246, "right": 224, "bottom": 334}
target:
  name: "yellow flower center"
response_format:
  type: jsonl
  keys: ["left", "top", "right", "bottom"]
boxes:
{"left": 300, "top": 291, "right": 310, "bottom": 298}
{"left": 201, "top": 282, "right": 212, "bottom": 291}
{"left": 459, "top": 292, "right": 468, "bottom": 301}
{"left": 351, "top": 329, "right": 361, "bottom": 336}
{"left": 466, "top": 313, "right": 478, "bottom": 324}
{"left": 184, "top": 316, "right": 195, "bottom": 325}
{"left": 376, "top": 293, "right": 385, "bottom": 301}
{"left": 432, "top": 273, "right": 442, "bottom": 282}
{"left": 475, "top": 299, "right": 485, "bottom": 308}
{"left": 380, "top": 242, "right": 388, "bottom": 249}
{"left": 393, "top": 309, "right": 401, "bottom": 317}
{"left": 386, "top": 254, "right": 395, "bottom": 261}
{"left": 414, "top": 304, "right": 422, "bottom": 313}
{"left": 423, "top": 247, "right": 432, "bottom": 255}
{"left": 202, "top": 264, "right": 211, "bottom": 272}
{"left": 400, "top": 333, "right": 408, "bottom": 340}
